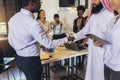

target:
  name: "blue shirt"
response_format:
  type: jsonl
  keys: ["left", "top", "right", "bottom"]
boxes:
{"left": 8, "top": 8, "right": 68, "bottom": 57}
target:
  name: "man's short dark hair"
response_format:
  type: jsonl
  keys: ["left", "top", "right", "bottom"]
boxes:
{"left": 77, "top": 5, "right": 85, "bottom": 12}
{"left": 54, "top": 14, "right": 59, "bottom": 18}
{"left": 21, "top": 0, "right": 38, "bottom": 7}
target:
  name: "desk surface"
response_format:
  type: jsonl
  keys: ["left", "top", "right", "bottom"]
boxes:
{"left": 40, "top": 47, "right": 88, "bottom": 64}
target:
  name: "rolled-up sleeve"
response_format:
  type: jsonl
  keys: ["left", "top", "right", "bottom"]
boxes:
{"left": 29, "top": 21, "right": 68, "bottom": 48}
{"left": 73, "top": 19, "right": 90, "bottom": 42}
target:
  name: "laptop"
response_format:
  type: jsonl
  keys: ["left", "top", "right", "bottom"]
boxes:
{"left": 64, "top": 43, "right": 86, "bottom": 51}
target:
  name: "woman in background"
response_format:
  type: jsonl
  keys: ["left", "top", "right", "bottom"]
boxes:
{"left": 37, "top": 9, "right": 51, "bottom": 34}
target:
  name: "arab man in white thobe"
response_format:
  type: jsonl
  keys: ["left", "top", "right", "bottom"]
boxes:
{"left": 69, "top": 0, "right": 115, "bottom": 80}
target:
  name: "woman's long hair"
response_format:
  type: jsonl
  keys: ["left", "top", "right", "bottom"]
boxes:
{"left": 36, "top": 9, "right": 46, "bottom": 20}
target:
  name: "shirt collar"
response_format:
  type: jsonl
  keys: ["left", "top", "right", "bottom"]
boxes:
{"left": 20, "top": 8, "right": 34, "bottom": 18}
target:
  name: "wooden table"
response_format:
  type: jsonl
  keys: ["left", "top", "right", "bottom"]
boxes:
{"left": 40, "top": 46, "right": 88, "bottom": 80}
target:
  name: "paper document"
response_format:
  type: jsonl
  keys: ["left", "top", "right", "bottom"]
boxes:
{"left": 85, "top": 34, "right": 111, "bottom": 44}
{"left": 40, "top": 53, "right": 50, "bottom": 60}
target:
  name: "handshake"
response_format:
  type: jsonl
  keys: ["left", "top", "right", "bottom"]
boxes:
{"left": 66, "top": 33, "right": 75, "bottom": 44}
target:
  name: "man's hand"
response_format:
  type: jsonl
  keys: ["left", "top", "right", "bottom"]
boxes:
{"left": 78, "top": 42, "right": 86, "bottom": 47}
{"left": 93, "top": 39, "right": 103, "bottom": 47}
{"left": 66, "top": 33, "right": 75, "bottom": 44}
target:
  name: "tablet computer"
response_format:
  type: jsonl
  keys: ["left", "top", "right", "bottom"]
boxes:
{"left": 85, "top": 34, "right": 111, "bottom": 45}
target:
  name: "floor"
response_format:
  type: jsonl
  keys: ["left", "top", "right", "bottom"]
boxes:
{"left": 0, "top": 60, "right": 87, "bottom": 80}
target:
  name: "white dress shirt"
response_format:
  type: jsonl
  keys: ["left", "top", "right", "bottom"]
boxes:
{"left": 8, "top": 8, "right": 68, "bottom": 57}
{"left": 104, "top": 16, "right": 120, "bottom": 71}
{"left": 50, "top": 21, "right": 67, "bottom": 35}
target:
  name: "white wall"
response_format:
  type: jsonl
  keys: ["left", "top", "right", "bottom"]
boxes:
{"left": 40, "top": 0, "right": 91, "bottom": 32}
{"left": 41, "top": 0, "right": 59, "bottom": 21}
{"left": 58, "top": 9, "right": 77, "bottom": 32}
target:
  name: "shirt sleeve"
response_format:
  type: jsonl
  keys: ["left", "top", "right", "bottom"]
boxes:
{"left": 73, "top": 19, "right": 90, "bottom": 42}
{"left": 29, "top": 21, "right": 68, "bottom": 49}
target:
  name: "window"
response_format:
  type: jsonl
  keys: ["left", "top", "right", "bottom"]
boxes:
{"left": 59, "top": 0, "right": 88, "bottom": 8}
{"left": 0, "top": 0, "right": 7, "bottom": 36}
{"left": 0, "top": 0, "right": 18, "bottom": 36}
{"left": 0, "top": 22, "right": 7, "bottom": 36}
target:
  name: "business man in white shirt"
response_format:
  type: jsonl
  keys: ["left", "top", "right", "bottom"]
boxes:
{"left": 8, "top": 0, "right": 70, "bottom": 80}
